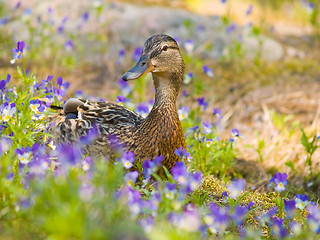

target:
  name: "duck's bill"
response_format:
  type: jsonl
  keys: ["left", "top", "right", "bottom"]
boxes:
{"left": 122, "top": 58, "right": 155, "bottom": 81}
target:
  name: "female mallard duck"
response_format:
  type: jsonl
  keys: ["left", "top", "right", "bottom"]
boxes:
{"left": 52, "top": 34, "right": 186, "bottom": 171}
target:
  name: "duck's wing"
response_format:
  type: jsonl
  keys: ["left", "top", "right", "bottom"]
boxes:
{"left": 49, "top": 100, "right": 143, "bottom": 145}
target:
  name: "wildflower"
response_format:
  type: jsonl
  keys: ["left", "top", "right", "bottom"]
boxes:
{"left": 222, "top": 191, "right": 229, "bottom": 202}
{"left": 117, "top": 49, "right": 125, "bottom": 65}
{"left": 189, "top": 125, "right": 199, "bottom": 132}
{"left": 220, "top": 0, "right": 227, "bottom": 3}
{"left": 54, "top": 88, "right": 65, "bottom": 102}
{"left": 247, "top": 201, "right": 255, "bottom": 209}
{"left": 28, "top": 156, "right": 50, "bottom": 178}
{"left": 231, "top": 206, "right": 247, "bottom": 226}
{"left": 82, "top": 12, "right": 89, "bottom": 22}
{"left": 57, "top": 77, "right": 70, "bottom": 93}
{"left": 269, "top": 172, "right": 288, "bottom": 192}
{"left": 135, "top": 102, "right": 149, "bottom": 118}
{"left": 173, "top": 209, "right": 201, "bottom": 232}
{"left": 138, "top": 217, "right": 155, "bottom": 233}
{"left": 202, "top": 65, "right": 214, "bottom": 78}
{"left": 0, "top": 17, "right": 8, "bottom": 25}
{"left": 307, "top": 203, "right": 320, "bottom": 234}
{"left": 270, "top": 217, "right": 288, "bottom": 239}
{"left": 29, "top": 99, "right": 42, "bottom": 114}
{"left": 171, "top": 161, "right": 188, "bottom": 185}
{"left": 202, "top": 121, "right": 213, "bottom": 135}
{"left": 246, "top": 5, "right": 253, "bottom": 16}
{"left": 184, "top": 39, "right": 194, "bottom": 54}
{"left": 206, "top": 203, "right": 230, "bottom": 234}
{"left": 178, "top": 106, "right": 190, "bottom": 120}
{"left": 174, "top": 146, "right": 188, "bottom": 158}
{"left": 116, "top": 95, "right": 128, "bottom": 106}
{"left": 121, "top": 151, "right": 135, "bottom": 169}
{"left": 186, "top": 171, "right": 202, "bottom": 192}
{"left": 126, "top": 186, "right": 142, "bottom": 216}
{"left": 81, "top": 156, "right": 92, "bottom": 171}
{"left": 0, "top": 79, "right": 6, "bottom": 93}
{"left": 57, "top": 16, "right": 68, "bottom": 34}
{"left": 227, "top": 178, "right": 246, "bottom": 199}
{"left": 213, "top": 108, "right": 222, "bottom": 119}
{"left": 64, "top": 40, "right": 74, "bottom": 51}
{"left": 295, "top": 194, "right": 309, "bottom": 210}
{"left": 226, "top": 23, "right": 236, "bottom": 35}
{"left": 289, "top": 221, "right": 302, "bottom": 236}
{"left": 124, "top": 171, "right": 139, "bottom": 186}
{"left": 164, "top": 182, "right": 177, "bottom": 199}
{"left": 142, "top": 156, "right": 164, "bottom": 179}
{"left": 197, "top": 97, "right": 208, "bottom": 110}
{"left": 284, "top": 199, "right": 296, "bottom": 219}
{"left": 10, "top": 41, "right": 25, "bottom": 64}
{"left": 132, "top": 47, "right": 142, "bottom": 62}
{"left": 183, "top": 72, "right": 193, "bottom": 84}
{"left": 15, "top": 147, "right": 32, "bottom": 164}
{"left": 2, "top": 102, "right": 16, "bottom": 122}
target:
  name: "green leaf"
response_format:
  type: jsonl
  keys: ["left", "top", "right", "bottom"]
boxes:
{"left": 301, "top": 128, "right": 309, "bottom": 150}
{"left": 17, "top": 65, "right": 24, "bottom": 77}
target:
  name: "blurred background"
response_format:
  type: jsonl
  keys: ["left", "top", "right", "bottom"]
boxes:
{"left": 0, "top": 0, "right": 319, "bottom": 181}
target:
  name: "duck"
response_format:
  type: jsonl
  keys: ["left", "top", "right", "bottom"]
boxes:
{"left": 51, "top": 34, "right": 186, "bottom": 171}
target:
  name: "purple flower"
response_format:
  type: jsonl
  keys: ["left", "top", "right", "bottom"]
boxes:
{"left": 269, "top": 172, "right": 288, "bottom": 192}
{"left": 270, "top": 217, "right": 288, "bottom": 239}
{"left": 132, "top": 47, "right": 142, "bottom": 62}
{"left": 2, "top": 102, "right": 16, "bottom": 122}
{"left": 0, "top": 79, "right": 6, "bottom": 93}
{"left": 117, "top": 49, "right": 126, "bottom": 65}
{"left": 205, "top": 203, "right": 230, "bottom": 234}
{"left": 11, "top": 41, "right": 25, "bottom": 64}
{"left": 247, "top": 201, "right": 255, "bottom": 209}
{"left": 226, "top": 23, "right": 237, "bottom": 34}
{"left": 174, "top": 146, "right": 188, "bottom": 158}
{"left": 120, "top": 151, "right": 135, "bottom": 169}
{"left": 116, "top": 95, "right": 128, "bottom": 106}
{"left": 64, "top": 40, "right": 74, "bottom": 51}
{"left": 178, "top": 106, "right": 190, "bottom": 120}
{"left": 227, "top": 179, "right": 246, "bottom": 199}
{"left": 189, "top": 125, "right": 199, "bottom": 132}
{"left": 231, "top": 206, "right": 247, "bottom": 226}
{"left": 15, "top": 147, "right": 32, "bottom": 164}
{"left": 220, "top": 0, "right": 227, "bottom": 3}
{"left": 183, "top": 72, "right": 193, "bottom": 84}
{"left": 213, "top": 108, "right": 222, "bottom": 119}
{"left": 124, "top": 171, "right": 139, "bottom": 186}
{"left": 0, "top": 17, "right": 8, "bottom": 25}
{"left": 138, "top": 217, "right": 155, "bottom": 233}
{"left": 186, "top": 171, "right": 202, "bottom": 192}
{"left": 171, "top": 161, "right": 188, "bottom": 185}
{"left": 142, "top": 156, "right": 164, "bottom": 179}
{"left": 295, "top": 194, "right": 309, "bottom": 210}
{"left": 135, "top": 102, "right": 149, "bottom": 118}
{"left": 197, "top": 97, "right": 208, "bottom": 110}
{"left": 307, "top": 203, "right": 320, "bottom": 234}
{"left": 164, "top": 182, "right": 177, "bottom": 199}
{"left": 245, "top": 5, "right": 253, "bottom": 16}
{"left": 126, "top": 186, "right": 142, "bottom": 216}
{"left": 202, "top": 121, "right": 213, "bottom": 135}
{"left": 82, "top": 12, "right": 89, "bottom": 22}
{"left": 202, "top": 65, "right": 214, "bottom": 78}
{"left": 284, "top": 199, "right": 296, "bottom": 219}
{"left": 184, "top": 39, "right": 194, "bottom": 54}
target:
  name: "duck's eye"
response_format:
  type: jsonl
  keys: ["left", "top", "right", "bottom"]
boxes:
{"left": 162, "top": 45, "right": 168, "bottom": 51}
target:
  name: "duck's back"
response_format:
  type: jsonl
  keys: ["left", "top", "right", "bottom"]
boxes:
{"left": 51, "top": 100, "right": 144, "bottom": 157}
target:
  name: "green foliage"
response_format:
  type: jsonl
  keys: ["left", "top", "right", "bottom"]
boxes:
{"left": 300, "top": 128, "right": 319, "bottom": 176}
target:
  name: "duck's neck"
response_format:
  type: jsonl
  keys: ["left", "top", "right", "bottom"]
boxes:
{"left": 151, "top": 72, "right": 182, "bottom": 109}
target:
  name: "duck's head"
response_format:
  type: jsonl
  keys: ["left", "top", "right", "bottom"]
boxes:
{"left": 122, "top": 34, "right": 185, "bottom": 81}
